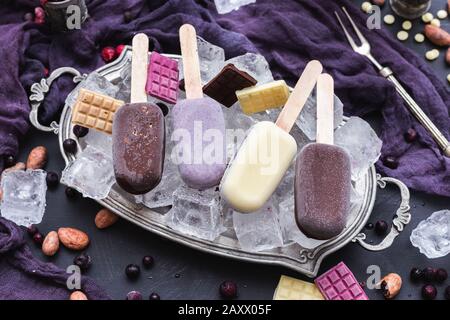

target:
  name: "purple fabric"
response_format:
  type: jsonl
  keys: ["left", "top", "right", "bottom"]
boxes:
{"left": 0, "top": 0, "right": 449, "bottom": 298}
{"left": 0, "top": 218, "right": 109, "bottom": 300}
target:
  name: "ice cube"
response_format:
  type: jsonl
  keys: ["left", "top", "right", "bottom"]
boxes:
{"left": 80, "top": 129, "right": 113, "bottom": 157}
{"left": 214, "top": 0, "right": 257, "bottom": 14}
{"left": 225, "top": 53, "right": 274, "bottom": 84}
{"left": 66, "top": 72, "right": 120, "bottom": 107}
{"left": 61, "top": 146, "right": 115, "bottom": 200}
{"left": 197, "top": 36, "right": 226, "bottom": 84}
{"left": 296, "top": 92, "right": 344, "bottom": 141}
{"left": 335, "top": 117, "right": 382, "bottom": 181}
{"left": 410, "top": 210, "right": 450, "bottom": 259}
{"left": 165, "top": 185, "right": 225, "bottom": 241}
{"left": 232, "top": 201, "right": 283, "bottom": 251}
{"left": 0, "top": 169, "right": 47, "bottom": 227}
{"left": 274, "top": 164, "right": 295, "bottom": 201}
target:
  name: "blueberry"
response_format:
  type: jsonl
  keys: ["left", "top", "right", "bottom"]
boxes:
{"left": 382, "top": 156, "right": 399, "bottom": 169}
{"left": 4, "top": 155, "right": 16, "bottom": 168}
{"left": 142, "top": 255, "right": 154, "bottom": 268}
{"left": 421, "top": 284, "right": 437, "bottom": 300}
{"left": 126, "top": 291, "right": 142, "bottom": 300}
{"left": 73, "top": 125, "right": 89, "bottom": 138}
{"left": 423, "top": 267, "right": 436, "bottom": 282}
{"left": 125, "top": 264, "right": 140, "bottom": 279}
{"left": 149, "top": 292, "right": 160, "bottom": 300}
{"left": 435, "top": 268, "right": 448, "bottom": 283}
{"left": 375, "top": 220, "right": 388, "bottom": 235}
{"left": 65, "top": 187, "right": 79, "bottom": 198}
{"left": 46, "top": 171, "right": 59, "bottom": 188}
{"left": 404, "top": 128, "right": 417, "bottom": 143}
{"left": 219, "top": 281, "right": 238, "bottom": 299}
{"left": 63, "top": 139, "right": 77, "bottom": 154}
{"left": 33, "top": 233, "right": 44, "bottom": 246}
{"left": 73, "top": 253, "right": 92, "bottom": 271}
{"left": 410, "top": 267, "right": 423, "bottom": 282}
{"left": 27, "top": 225, "right": 39, "bottom": 236}
{"left": 445, "top": 286, "right": 450, "bottom": 300}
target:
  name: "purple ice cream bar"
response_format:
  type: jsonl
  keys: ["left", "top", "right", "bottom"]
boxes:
{"left": 314, "top": 262, "right": 368, "bottom": 300}
{"left": 146, "top": 52, "right": 179, "bottom": 104}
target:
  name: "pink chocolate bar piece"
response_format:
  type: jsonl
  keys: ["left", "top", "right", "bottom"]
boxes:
{"left": 314, "top": 262, "right": 368, "bottom": 300}
{"left": 146, "top": 52, "right": 179, "bottom": 104}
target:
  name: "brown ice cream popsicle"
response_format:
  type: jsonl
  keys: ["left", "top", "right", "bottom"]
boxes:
{"left": 295, "top": 73, "right": 351, "bottom": 240}
{"left": 112, "top": 34, "right": 165, "bottom": 194}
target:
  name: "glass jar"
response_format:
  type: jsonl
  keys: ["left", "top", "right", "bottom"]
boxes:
{"left": 389, "top": 0, "right": 432, "bottom": 19}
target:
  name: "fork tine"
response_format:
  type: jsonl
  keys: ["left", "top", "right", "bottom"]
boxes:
{"left": 334, "top": 11, "right": 358, "bottom": 50}
{"left": 341, "top": 6, "right": 369, "bottom": 45}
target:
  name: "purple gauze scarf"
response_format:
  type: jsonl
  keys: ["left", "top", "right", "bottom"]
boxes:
{"left": 1, "top": 0, "right": 449, "bottom": 196}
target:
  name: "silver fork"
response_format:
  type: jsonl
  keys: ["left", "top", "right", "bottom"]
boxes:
{"left": 335, "top": 7, "right": 450, "bottom": 157}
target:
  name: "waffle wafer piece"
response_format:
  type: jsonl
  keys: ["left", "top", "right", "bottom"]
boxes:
{"left": 274, "top": 275, "right": 324, "bottom": 300}
{"left": 72, "top": 88, "right": 124, "bottom": 134}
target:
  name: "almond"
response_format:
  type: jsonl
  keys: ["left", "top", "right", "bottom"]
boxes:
{"left": 58, "top": 227, "right": 89, "bottom": 250}
{"left": 26, "top": 146, "right": 47, "bottom": 169}
{"left": 446, "top": 48, "right": 450, "bottom": 65}
{"left": 42, "top": 231, "right": 60, "bottom": 256}
{"left": 424, "top": 24, "right": 450, "bottom": 46}
{"left": 70, "top": 291, "right": 88, "bottom": 300}
{"left": 371, "top": 0, "right": 385, "bottom": 6}
{"left": 95, "top": 208, "right": 119, "bottom": 229}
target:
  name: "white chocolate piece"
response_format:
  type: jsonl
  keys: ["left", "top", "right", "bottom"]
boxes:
{"left": 383, "top": 14, "right": 395, "bottom": 25}
{"left": 430, "top": 19, "right": 441, "bottom": 27}
{"left": 447, "top": 74, "right": 450, "bottom": 84}
{"left": 422, "top": 12, "right": 434, "bottom": 23}
{"left": 402, "top": 20, "right": 412, "bottom": 31}
{"left": 220, "top": 121, "right": 297, "bottom": 213}
{"left": 397, "top": 30, "right": 409, "bottom": 41}
{"left": 361, "top": 2, "right": 372, "bottom": 13}
{"left": 425, "top": 49, "right": 440, "bottom": 61}
{"left": 437, "top": 10, "right": 448, "bottom": 19}
{"left": 414, "top": 33, "right": 425, "bottom": 43}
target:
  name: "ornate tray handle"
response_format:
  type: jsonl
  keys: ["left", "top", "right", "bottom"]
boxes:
{"left": 29, "top": 67, "right": 86, "bottom": 134}
{"left": 352, "top": 174, "right": 411, "bottom": 251}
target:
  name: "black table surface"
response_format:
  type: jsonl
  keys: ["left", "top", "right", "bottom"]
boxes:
{"left": 17, "top": 0, "right": 450, "bottom": 300}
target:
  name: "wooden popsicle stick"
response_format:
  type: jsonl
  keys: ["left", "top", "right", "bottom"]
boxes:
{"left": 316, "top": 73, "right": 334, "bottom": 145}
{"left": 275, "top": 60, "right": 323, "bottom": 133}
{"left": 131, "top": 33, "right": 149, "bottom": 103}
{"left": 179, "top": 24, "right": 203, "bottom": 100}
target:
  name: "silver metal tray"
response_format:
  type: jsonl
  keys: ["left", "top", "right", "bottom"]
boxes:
{"left": 29, "top": 46, "right": 411, "bottom": 277}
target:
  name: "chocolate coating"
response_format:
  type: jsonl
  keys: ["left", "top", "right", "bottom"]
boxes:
{"left": 295, "top": 143, "right": 351, "bottom": 240}
{"left": 112, "top": 103, "right": 165, "bottom": 194}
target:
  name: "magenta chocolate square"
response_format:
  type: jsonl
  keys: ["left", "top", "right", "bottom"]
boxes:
{"left": 314, "top": 262, "right": 368, "bottom": 300}
{"left": 145, "top": 52, "right": 179, "bottom": 104}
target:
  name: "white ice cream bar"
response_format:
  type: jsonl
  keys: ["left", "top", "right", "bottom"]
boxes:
{"left": 220, "top": 121, "right": 297, "bottom": 213}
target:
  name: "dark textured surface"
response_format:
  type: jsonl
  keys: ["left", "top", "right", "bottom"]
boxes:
{"left": 8, "top": 0, "right": 450, "bottom": 300}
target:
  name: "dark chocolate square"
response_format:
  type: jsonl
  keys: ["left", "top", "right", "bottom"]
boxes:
{"left": 203, "top": 64, "right": 257, "bottom": 107}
